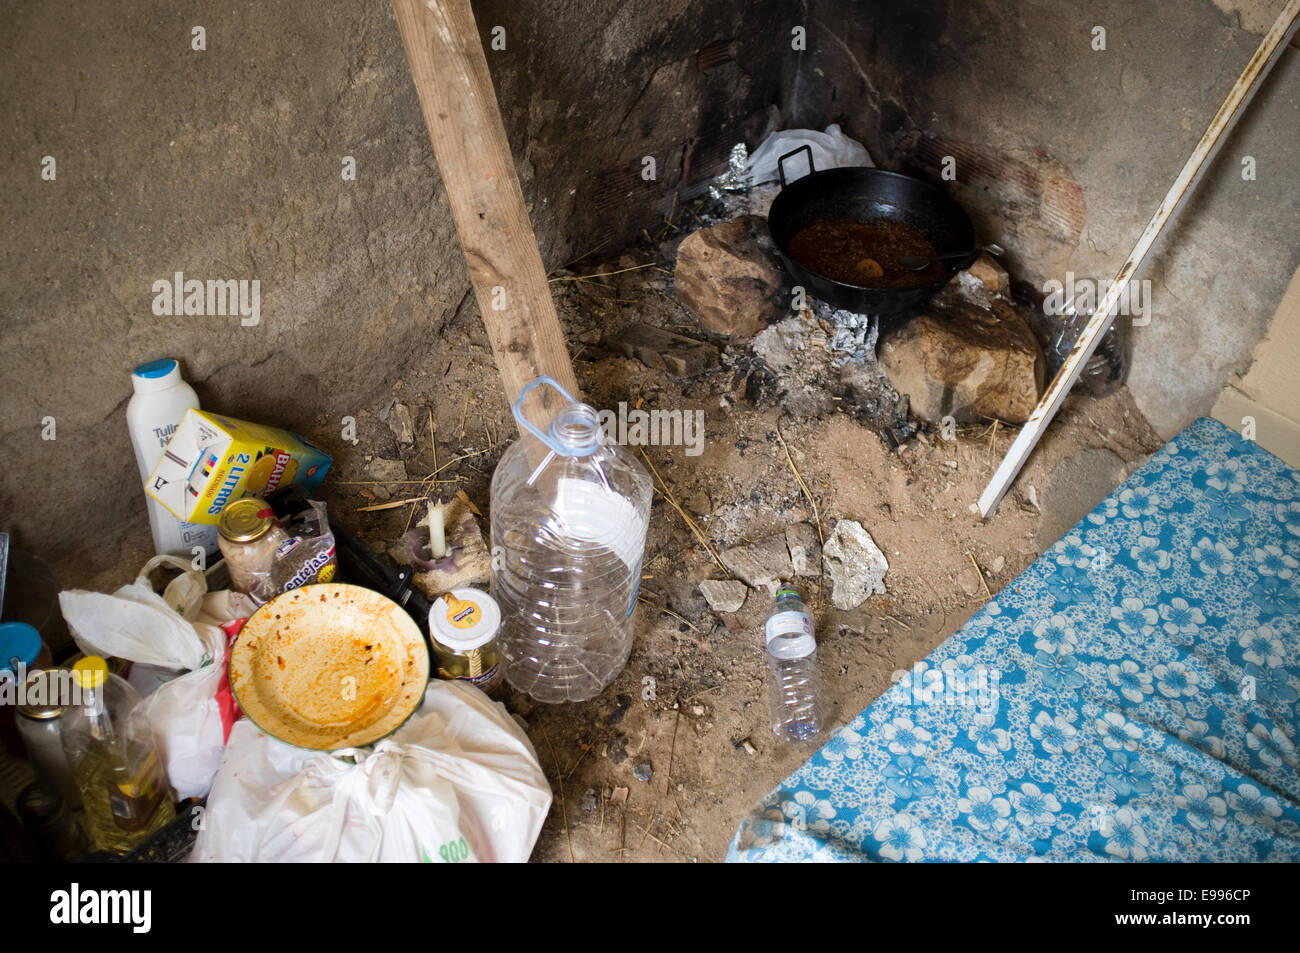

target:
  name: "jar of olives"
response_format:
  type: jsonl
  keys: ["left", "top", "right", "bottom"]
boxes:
{"left": 429, "top": 589, "right": 502, "bottom": 697}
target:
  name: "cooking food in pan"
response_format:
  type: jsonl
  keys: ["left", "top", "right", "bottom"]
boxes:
{"left": 786, "top": 218, "right": 946, "bottom": 289}
{"left": 767, "top": 145, "right": 978, "bottom": 317}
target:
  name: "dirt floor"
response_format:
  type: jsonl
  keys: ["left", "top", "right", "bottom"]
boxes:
{"left": 60, "top": 234, "right": 1162, "bottom": 863}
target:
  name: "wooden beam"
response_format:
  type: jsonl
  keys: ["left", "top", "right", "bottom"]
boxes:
{"left": 392, "top": 0, "right": 580, "bottom": 434}
{"left": 977, "top": 0, "right": 1300, "bottom": 518}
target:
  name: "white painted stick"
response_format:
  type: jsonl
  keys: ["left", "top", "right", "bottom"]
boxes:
{"left": 977, "top": 0, "right": 1300, "bottom": 518}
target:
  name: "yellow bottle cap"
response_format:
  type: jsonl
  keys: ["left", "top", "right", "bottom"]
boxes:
{"left": 72, "top": 655, "right": 109, "bottom": 689}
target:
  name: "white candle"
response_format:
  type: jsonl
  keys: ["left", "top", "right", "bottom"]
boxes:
{"left": 428, "top": 499, "right": 447, "bottom": 559}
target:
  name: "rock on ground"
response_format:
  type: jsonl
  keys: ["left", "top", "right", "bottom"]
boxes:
{"left": 719, "top": 534, "right": 791, "bottom": 592}
{"left": 785, "top": 522, "right": 821, "bottom": 578}
{"left": 822, "top": 519, "right": 888, "bottom": 610}
{"left": 381, "top": 400, "right": 416, "bottom": 445}
{"left": 963, "top": 252, "right": 1010, "bottom": 296}
{"left": 698, "top": 579, "right": 748, "bottom": 613}
{"left": 364, "top": 457, "right": 408, "bottom": 502}
{"left": 604, "top": 323, "right": 719, "bottom": 377}
{"left": 879, "top": 291, "right": 1045, "bottom": 425}
{"left": 673, "top": 215, "right": 784, "bottom": 340}
{"left": 365, "top": 457, "right": 407, "bottom": 482}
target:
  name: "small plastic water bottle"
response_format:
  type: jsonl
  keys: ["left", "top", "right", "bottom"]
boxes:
{"left": 766, "top": 586, "right": 824, "bottom": 741}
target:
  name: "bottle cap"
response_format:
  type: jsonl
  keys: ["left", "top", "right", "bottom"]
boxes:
{"left": 0, "top": 622, "right": 42, "bottom": 675}
{"left": 72, "top": 656, "right": 109, "bottom": 690}
{"left": 219, "top": 497, "right": 276, "bottom": 543}
{"left": 775, "top": 586, "right": 802, "bottom": 600}
{"left": 16, "top": 670, "right": 67, "bottom": 719}
{"left": 429, "top": 589, "right": 501, "bottom": 651}
{"left": 130, "top": 359, "right": 182, "bottom": 394}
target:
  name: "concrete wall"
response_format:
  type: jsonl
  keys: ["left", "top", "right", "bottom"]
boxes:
{"left": 0, "top": 0, "right": 793, "bottom": 570}
{"left": 798, "top": 0, "right": 1300, "bottom": 438}
{"left": 4, "top": 0, "right": 1295, "bottom": 578}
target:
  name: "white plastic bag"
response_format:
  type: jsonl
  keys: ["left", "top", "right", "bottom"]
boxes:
{"left": 746, "top": 123, "right": 873, "bottom": 185}
{"left": 60, "top": 564, "right": 207, "bottom": 671}
{"left": 136, "top": 623, "right": 229, "bottom": 799}
{"left": 192, "top": 681, "right": 553, "bottom": 863}
{"left": 57, "top": 555, "right": 251, "bottom": 799}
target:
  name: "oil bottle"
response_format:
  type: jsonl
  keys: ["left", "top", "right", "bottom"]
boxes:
{"left": 61, "top": 656, "right": 175, "bottom": 854}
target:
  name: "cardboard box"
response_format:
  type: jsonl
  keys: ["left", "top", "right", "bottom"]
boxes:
{"left": 145, "top": 410, "right": 332, "bottom": 524}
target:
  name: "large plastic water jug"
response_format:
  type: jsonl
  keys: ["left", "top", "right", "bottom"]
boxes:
{"left": 490, "top": 377, "right": 652, "bottom": 703}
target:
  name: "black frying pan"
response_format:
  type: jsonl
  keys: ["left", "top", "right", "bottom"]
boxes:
{"left": 767, "top": 145, "right": 978, "bottom": 318}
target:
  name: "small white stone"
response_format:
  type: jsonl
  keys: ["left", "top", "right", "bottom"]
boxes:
{"left": 822, "top": 519, "right": 889, "bottom": 610}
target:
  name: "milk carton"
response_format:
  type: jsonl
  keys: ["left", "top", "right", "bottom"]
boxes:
{"left": 145, "top": 410, "right": 332, "bottom": 525}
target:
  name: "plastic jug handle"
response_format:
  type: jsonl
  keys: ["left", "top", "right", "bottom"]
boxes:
{"left": 510, "top": 376, "right": 598, "bottom": 457}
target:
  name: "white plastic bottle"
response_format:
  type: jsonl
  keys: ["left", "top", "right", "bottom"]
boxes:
{"left": 126, "top": 359, "right": 219, "bottom": 558}
{"left": 491, "top": 377, "right": 652, "bottom": 703}
{"left": 766, "top": 586, "right": 824, "bottom": 741}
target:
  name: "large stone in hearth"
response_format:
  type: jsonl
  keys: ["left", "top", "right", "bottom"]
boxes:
{"left": 674, "top": 216, "right": 784, "bottom": 340}
{"left": 879, "top": 295, "right": 1045, "bottom": 425}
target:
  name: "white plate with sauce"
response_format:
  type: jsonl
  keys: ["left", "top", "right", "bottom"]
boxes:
{"left": 229, "top": 583, "right": 429, "bottom": 750}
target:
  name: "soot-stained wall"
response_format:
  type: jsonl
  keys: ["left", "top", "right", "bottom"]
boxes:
{"left": 4, "top": 0, "right": 1295, "bottom": 582}
{"left": 795, "top": 0, "right": 1300, "bottom": 437}
{"left": 0, "top": 0, "right": 795, "bottom": 573}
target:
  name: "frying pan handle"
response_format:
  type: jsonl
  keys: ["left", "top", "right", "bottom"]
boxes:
{"left": 961, "top": 242, "right": 1003, "bottom": 270}
{"left": 778, "top": 144, "right": 815, "bottom": 187}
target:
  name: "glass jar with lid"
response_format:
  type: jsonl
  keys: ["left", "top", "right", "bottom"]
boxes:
{"left": 1, "top": 621, "right": 52, "bottom": 677}
{"left": 16, "top": 669, "right": 83, "bottom": 813}
{"left": 17, "top": 780, "right": 89, "bottom": 861}
{"left": 429, "top": 589, "right": 503, "bottom": 696}
{"left": 217, "top": 497, "right": 288, "bottom": 599}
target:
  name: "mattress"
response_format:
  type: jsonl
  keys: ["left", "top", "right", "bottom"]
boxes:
{"left": 729, "top": 418, "right": 1300, "bottom": 862}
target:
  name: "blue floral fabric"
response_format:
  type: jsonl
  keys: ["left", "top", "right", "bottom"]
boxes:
{"left": 729, "top": 418, "right": 1300, "bottom": 862}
